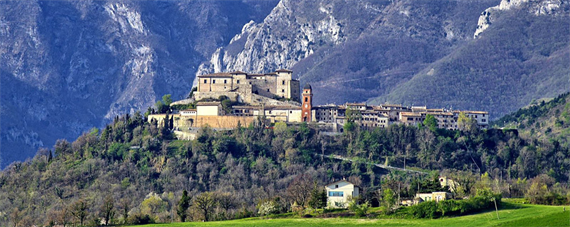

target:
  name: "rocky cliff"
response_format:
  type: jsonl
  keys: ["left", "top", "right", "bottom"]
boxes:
{"left": 0, "top": 0, "right": 278, "bottom": 167}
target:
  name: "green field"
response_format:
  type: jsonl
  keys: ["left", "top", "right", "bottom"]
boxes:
{"left": 135, "top": 203, "right": 570, "bottom": 227}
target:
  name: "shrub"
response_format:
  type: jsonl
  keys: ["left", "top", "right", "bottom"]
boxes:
{"left": 127, "top": 213, "right": 155, "bottom": 224}
{"left": 257, "top": 200, "right": 279, "bottom": 216}
{"left": 408, "top": 192, "right": 501, "bottom": 219}
{"left": 349, "top": 201, "right": 370, "bottom": 217}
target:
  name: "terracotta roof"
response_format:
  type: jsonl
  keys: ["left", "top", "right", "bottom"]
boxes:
{"left": 452, "top": 110, "right": 488, "bottom": 114}
{"left": 400, "top": 112, "right": 422, "bottom": 116}
{"left": 381, "top": 104, "right": 402, "bottom": 107}
{"left": 314, "top": 105, "right": 338, "bottom": 109}
{"left": 426, "top": 112, "right": 454, "bottom": 116}
{"left": 197, "top": 73, "right": 232, "bottom": 78}
{"left": 265, "top": 105, "right": 302, "bottom": 110}
{"left": 232, "top": 105, "right": 261, "bottom": 109}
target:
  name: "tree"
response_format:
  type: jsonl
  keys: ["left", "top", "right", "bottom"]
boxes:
{"left": 140, "top": 192, "right": 168, "bottom": 219}
{"left": 216, "top": 192, "right": 236, "bottom": 215}
{"left": 155, "top": 94, "right": 173, "bottom": 114}
{"left": 100, "top": 196, "right": 115, "bottom": 225}
{"left": 308, "top": 184, "right": 327, "bottom": 209}
{"left": 381, "top": 188, "right": 396, "bottom": 214}
{"left": 120, "top": 199, "right": 130, "bottom": 224}
{"left": 177, "top": 190, "right": 191, "bottom": 222}
{"left": 457, "top": 112, "right": 477, "bottom": 131}
{"left": 70, "top": 199, "right": 88, "bottom": 226}
{"left": 193, "top": 192, "right": 216, "bottom": 221}
{"left": 286, "top": 173, "right": 314, "bottom": 207}
{"left": 54, "top": 139, "right": 72, "bottom": 157}
{"left": 423, "top": 114, "right": 438, "bottom": 131}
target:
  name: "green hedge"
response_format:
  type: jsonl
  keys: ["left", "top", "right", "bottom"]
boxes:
{"left": 408, "top": 193, "right": 501, "bottom": 219}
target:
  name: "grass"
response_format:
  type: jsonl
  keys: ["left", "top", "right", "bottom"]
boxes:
{"left": 134, "top": 203, "right": 570, "bottom": 227}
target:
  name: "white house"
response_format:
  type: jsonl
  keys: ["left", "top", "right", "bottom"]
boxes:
{"left": 196, "top": 102, "right": 223, "bottom": 116}
{"left": 325, "top": 180, "right": 360, "bottom": 208}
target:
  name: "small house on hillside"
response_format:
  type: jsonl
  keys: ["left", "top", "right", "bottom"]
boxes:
{"left": 325, "top": 180, "right": 361, "bottom": 208}
{"left": 415, "top": 191, "right": 452, "bottom": 204}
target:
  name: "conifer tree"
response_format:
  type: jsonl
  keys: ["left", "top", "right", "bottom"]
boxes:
{"left": 177, "top": 190, "right": 191, "bottom": 222}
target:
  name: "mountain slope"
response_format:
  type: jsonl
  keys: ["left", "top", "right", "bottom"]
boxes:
{"left": 199, "top": 0, "right": 569, "bottom": 118}
{"left": 196, "top": 0, "right": 499, "bottom": 104}
{"left": 0, "top": 0, "right": 278, "bottom": 167}
{"left": 371, "top": 1, "right": 570, "bottom": 118}
{"left": 493, "top": 92, "right": 570, "bottom": 145}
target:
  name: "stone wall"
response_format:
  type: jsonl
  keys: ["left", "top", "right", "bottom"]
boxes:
{"left": 149, "top": 114, "right": 260, "bottom": 130}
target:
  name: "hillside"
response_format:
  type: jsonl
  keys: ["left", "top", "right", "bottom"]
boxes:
{"left": 2, "top": 109, "right": 570, "bottom": 225}
{"left": 371, "top": 4, "right": 570, "bottom": 118}
{"left": 493, "top": 92, "right": 570, "bottom": 145}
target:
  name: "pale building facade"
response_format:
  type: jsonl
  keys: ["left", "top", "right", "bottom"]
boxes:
{"left": 415, "top": 192, "right": 452, "bottom": 204}
{"left": 325, "top": 180, "right": 361, "bottom": 208}
{"left": 196, "top": 102, "right": 223, "bottom": 116}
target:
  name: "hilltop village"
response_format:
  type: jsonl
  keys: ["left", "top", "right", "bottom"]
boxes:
{"left": 148, "top": 69, "right": 488, "bottom": 138}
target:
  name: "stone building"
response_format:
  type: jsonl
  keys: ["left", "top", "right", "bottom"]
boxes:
{"left": 194, "top": 69, "right": 300, "bottom": 104}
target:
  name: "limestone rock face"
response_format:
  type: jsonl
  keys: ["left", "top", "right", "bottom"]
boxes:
{"left": 474, "top": 0, "right": 567, "bottom": 38}
{"left": 0, "top": 0, "right": 278, "bottom": 167}
{"left": 195, "top": 0, "right": 371, "bottom": 81}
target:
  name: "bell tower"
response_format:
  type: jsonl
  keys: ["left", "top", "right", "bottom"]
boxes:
{"left": 302, "top": 84, "right": 313, "bottom": 122}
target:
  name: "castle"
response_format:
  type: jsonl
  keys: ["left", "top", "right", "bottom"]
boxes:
{"left": 148, "top": 69, "right": 489, "bottom": 138}
{"left": 194, "top": 69, "right": 301, "bottom": 105}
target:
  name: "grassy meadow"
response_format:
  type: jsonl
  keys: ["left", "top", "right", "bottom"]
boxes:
{"left": 134, "top": 202, "right": 570, "bottom": 227}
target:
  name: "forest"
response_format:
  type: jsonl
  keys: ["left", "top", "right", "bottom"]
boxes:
{"left": 2, "top": 94, "right": 570, "bottom": 226}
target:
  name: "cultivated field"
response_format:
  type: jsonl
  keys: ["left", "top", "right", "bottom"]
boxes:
{"left": 134, "top": 202, "right": 570, "bottom": 227}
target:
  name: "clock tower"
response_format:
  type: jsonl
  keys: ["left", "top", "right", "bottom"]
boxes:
{"left": 302, "top": 84, "right": 312, "bottom": 122}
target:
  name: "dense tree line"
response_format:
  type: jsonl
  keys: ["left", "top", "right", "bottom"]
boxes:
{"left": 2, "top": 101, "right": 570, "bottom": 225}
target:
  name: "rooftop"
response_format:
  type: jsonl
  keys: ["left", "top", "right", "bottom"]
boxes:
{"left": 197, "top": 73, "right": 233, "bottom": 78}
{"left": 196, "top": 102, "right": 222, "bottom": 106}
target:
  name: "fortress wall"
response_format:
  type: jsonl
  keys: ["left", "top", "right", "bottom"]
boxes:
{"left": 193, "top": 116, "right": 258, "bottom": 128}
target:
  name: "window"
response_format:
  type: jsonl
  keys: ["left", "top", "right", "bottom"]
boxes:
{"left": 204, "top": 79, "right": 207, "bottom": 83}
{"left": 237, "top": 80, "right": 240, "bottom": 84}
{"left": 282, "top": 81, "right": 285, "bottom": 85}
{"left": 482, "top": 119, "right": 486, "bottom": 122}
{"left": 282, "top": 89, "right": 285, "bottom": 92}
{"left": 224, "top": 80, "right": 227, "bottom": 84}
{"left": 267, "top": 89, "right": 270, "bottom": 92}
{"left": 305, "top": 97, "right": 308, "bottom": 102}
{"left": 329, "top": 191, "right": 344, "bottom": 197}
{"left": 212, "top": 80, "right": 216, "bottom": 84}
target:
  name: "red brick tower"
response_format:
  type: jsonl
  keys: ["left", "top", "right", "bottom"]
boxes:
{"left": 302, "top": 84, "right": 312, "bottom": 122}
